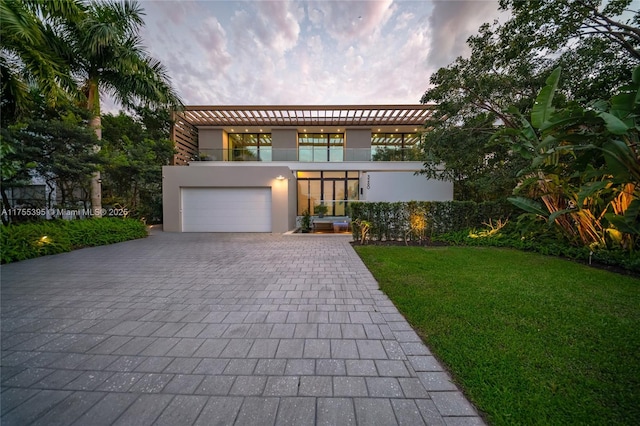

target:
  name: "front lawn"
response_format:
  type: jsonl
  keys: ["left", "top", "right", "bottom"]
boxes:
{"left": 355, "top": 246, "right": 640, "bottom": 425}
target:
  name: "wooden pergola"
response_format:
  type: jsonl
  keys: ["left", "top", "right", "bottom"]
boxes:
{"left": 171, "top": 104, "right": 437, "bottom": 165}
{"left": 175, "top": 104, "right": 437, "bottom": 128}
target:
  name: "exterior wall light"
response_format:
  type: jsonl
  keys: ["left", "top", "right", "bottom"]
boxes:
{"left": 276, "top": 175, "right": 286, "bottom": 180}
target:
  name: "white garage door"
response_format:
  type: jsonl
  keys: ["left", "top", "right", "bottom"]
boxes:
{"left": 181, "top": 187, "right": 272, "bottom": 232}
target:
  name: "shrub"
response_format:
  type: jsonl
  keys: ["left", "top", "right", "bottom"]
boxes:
{"left": 0, "top": 218, "right": 148, "bottom": 263}
{"left": 349, "top": 200, "right": 514, "bottom": 242}
{"left": 434, "top": 223, "right": 640, "bottom": 273}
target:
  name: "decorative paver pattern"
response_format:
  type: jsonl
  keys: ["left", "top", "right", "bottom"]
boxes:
{"left": 1, "top": 231, "right": 485, "bottom": 425}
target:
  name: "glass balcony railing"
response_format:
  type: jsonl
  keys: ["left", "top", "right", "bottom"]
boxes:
{"left": 193, "top": 147, "right": 422, "bottom": 162}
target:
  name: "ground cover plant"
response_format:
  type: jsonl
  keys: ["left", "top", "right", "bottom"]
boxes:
{"left": 355, "top": 245, "right": 640, "bottom": 425}
{"left": 433, "top": 223, "right": 640, "bottom": 274}
{"left": 0, "top": 218, "right": 148, "bottom": 263}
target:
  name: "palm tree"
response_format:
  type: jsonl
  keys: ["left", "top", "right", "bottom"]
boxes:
{"left": 65, "top": 0, "right": 182, "bottom": 214}
{"left": 0, "top": 0, "right": 81, "bottom": 120}
{"left": 2, "top": 0, "right": 181, "bottom": 213}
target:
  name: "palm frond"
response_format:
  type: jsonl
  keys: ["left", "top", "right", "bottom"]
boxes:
{"left": 0, "top": 0, "right": 84, "bottom": 115}
{"left": 1, "top": 54, "right": 31, "bottom": 115}
{"left": 1, "top": 0, "right": 45, "bottom": 46}
{"left": 99, "top": 52, "right": 182, "bottom": 110}
{"left": 22, "top": 0, "right": 85, "bottom": 22}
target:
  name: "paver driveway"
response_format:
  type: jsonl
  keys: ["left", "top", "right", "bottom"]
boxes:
{"left": 1, "top": 231, "right": 484, "bottom": 425}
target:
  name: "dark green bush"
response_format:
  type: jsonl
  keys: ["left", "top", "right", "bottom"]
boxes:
{"left": 0, "top": 218, "right": 148, "bottom": 263}
{"left": 349, "top": 200, "right": 514, "bottom": 242}
{"left": 434, "top": 227, "right": 640, "bottom": 273}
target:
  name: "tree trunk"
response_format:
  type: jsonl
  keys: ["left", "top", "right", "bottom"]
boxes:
{"left": 87, "top": 78, "right": 102, "bottom": 217}
{"left": 1, "top": 187, "right": 11, "bottom": 225}
{"left": 47, "top": 178, "right": 56, "bottom": 209}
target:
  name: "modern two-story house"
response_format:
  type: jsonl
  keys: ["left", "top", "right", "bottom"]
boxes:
{"left": 162, "top": 105, "right": 453, "bottom": 233}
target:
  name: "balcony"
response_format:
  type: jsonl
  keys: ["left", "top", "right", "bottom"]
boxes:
{"left": 193, "top": 147, "right": 423, "bottom": 162}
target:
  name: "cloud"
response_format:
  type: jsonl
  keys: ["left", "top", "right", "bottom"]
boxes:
{"left": 196, "top": 17, "right": 232, "bottom": 71}
{"left": 307, "top": 0, "right": 395, "bottom": 44}
{"left": 114, "top": 0, "right": 510, "bottom": 110}
{"left": 145, "top": 0, "right": 195, "bottom": 26}
{"left": 230, "top": 1, "right": 302, "bottom": 55}
{"left": 426, "top": 0, "right": 504, "bottom": 70}
{"left": 343, "top": 46, "right": 364, "bottom": 74}
{"left": 394, "top": 11, "right": 415, "bottom": 31}
{"left": 214, "top": 0, "right": 430, "bottom": 105}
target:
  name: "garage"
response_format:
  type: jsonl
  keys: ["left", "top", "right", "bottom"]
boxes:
{"left": 181, "top": 187, "right": 272, "bottom": 232}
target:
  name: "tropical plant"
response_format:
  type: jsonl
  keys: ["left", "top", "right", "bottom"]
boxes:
{"left": 300, "top": 209, "right": 311, "bottom": 232}
{"left": 420, "top": 1, "right": 639, "bottom": 199}
{"left": 62, "top": 0, "right": 182, "bottom": 214}
{"left": 100, "top": 108, "right": 175, "bottom": 223}
{"left": 495, "top": 66, "right": 640, "bottom": 250}
{"left": 1, "top": 0, "right": 182, "bottom": 216}
{"left": 0, "top": 0, "right": 82, "bottom": 120}
{"left": 352, "top": 218, "right": 371, "bottom": 244}
{"left": 314, "top": 203, "right": 328, "bottom": 217}
{"left": 468, "top": 218, "right": 509, "bottom": 239}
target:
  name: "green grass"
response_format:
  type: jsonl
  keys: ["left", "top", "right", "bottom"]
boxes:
{"left": 355, "top": 245, "right": 640, "bottom": 425}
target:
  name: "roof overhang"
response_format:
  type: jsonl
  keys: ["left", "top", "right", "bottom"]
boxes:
{"left": 175, "top": 104, "right": 436, "bottom": 133}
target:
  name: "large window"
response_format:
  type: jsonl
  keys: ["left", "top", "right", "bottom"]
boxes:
{"left": 229, "top": 133, "right": 272, "bottom": 161}
{"left": 371, "top": 132, "right": 421, "bottom": 161}
{"left": 298, "top": 133, "right": 344, "bottom": 162}
{"left": 297, "top": 171, "right": 359, "bottom": 216}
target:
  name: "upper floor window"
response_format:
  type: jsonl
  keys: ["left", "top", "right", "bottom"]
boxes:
{"left": 299, "top": 133, "right": 344, "bottom": 162}
{"left": 229, "top": 133, "right": 272, "bottom": 161}
{"left": 371, "top": 133, "right": 422, "bottom": 161}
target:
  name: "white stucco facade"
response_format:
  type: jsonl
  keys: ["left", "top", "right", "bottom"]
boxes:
{"left": 164, "top": 105, "right": 452, "bottom": 233}
{"left": 361, "top": 171, "right": 452, "bottom": 202}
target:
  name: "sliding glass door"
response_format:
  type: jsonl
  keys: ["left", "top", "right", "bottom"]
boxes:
{"left": 297, "top": 171, "right": 359, "bottom": 215}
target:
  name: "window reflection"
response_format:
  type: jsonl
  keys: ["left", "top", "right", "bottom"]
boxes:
{"left": 371, "top": 132, "right": 422, "bottom": 161}
{"left": 298, "top": 133, "right": 344, "bottom": 162}
{"left": 228, "top": 133, "right": 271, "bottom": 161}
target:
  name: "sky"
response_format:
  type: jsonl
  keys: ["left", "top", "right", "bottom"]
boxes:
{"left": 132, "top": 0, "right": 507, "bottom": 107}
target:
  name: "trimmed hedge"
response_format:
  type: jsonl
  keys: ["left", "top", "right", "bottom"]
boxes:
{"left": 0, "top": 218, "right": 148, "bottom": 264}
{"left": 349, "top": 200, "right": 514, "bottom": 242}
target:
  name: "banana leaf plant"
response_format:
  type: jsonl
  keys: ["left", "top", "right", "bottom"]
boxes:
{"left": 492, "top": 66, "right": 639, "bottom": 250}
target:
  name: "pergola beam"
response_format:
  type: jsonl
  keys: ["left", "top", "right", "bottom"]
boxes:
{"left": 178, "top": 105, "right": 436, "bottom": 128}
